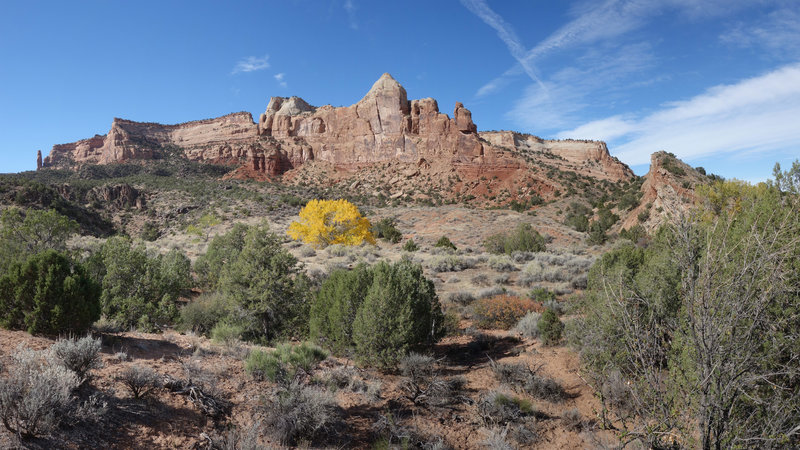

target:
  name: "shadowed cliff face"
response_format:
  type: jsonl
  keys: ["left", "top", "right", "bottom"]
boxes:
{"left": 40, "top": 73, "right": 635, "bottom": 204}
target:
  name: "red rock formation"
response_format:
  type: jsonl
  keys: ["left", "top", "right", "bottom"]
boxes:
{"left": 40, "top": 73, "right": 635, "bottom": 203}
{"left": 479, "top": 131, "right": 633, "bottom": 182}
{"left": 36, "top": 150, "right": 42, "bottom": 170}
{"left": 43, "top": 113, "right": 260, "bottom": 168}
{"left": 619, "top": 151, "right": 705, "bottom": 231}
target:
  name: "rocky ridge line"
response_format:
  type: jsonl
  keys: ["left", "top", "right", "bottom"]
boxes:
{"left": 40, "top": 73, "right": 635, "bottom": 206}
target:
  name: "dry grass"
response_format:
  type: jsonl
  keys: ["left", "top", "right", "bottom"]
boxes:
{"left": 472, "top": 295, "right": 542, "bottom": 330}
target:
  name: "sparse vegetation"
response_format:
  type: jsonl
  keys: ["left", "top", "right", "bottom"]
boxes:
{"left": 490, "top": 360, "right": 568, "bottom": 402}
{"left": 245, "top": 342, "right": 327, "bottom": 383}
{"left": 0, "top": 346, "right": 80, "bottom": 438}
{"left": 399, "top": 353, "right": 463, "bottom": 407}
{"left": 371, "top": 217, "right": 402, "bottom": 243}
{"left": 513, "top": 312, "right": 541, "bottom": 339}
{"left": 119, "top": 365, "right": 161, "bottom": 399}
{"left": 576, "top": 180, "right": 800, "bottom": 448}
{"left": 484, "top": 223, "right": 545, "bottom": 254}
{"left": 49, "top": 334, "right": 103, "bottom": 381}
{"left": 2, "top": 132, "right": 787, "bottom": 449}
{"left": 487, "top": 255, "right": 516, "bottom": 272}
{"left": 402, "top": 238, "right": 419, "bottom": 252}
{"left": 260, "top": 381, "right": 339, "bottom": 446}
{"left": 429, "top": 254, "right": 476, "bottom": 272}
{"left": 477, "top": 390, "right": 535, "bottom": 426}
{"left": 433, "top": 235, "right": 457, "bottom": 250}
{"left": 473, "top": 295, "right": 539, "bottom": 330}
{"left": 538, "top": 308, "right": 564, "bottom": 346}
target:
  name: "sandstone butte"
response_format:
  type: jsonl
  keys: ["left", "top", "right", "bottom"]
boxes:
{"left": 40, "top": 73, "right": 638, "bottom": 205}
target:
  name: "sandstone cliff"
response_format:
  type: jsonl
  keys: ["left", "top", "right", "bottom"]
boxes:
{"left": 41, "top": 73, "right": 635, "bottom": 205}
{"left": 43, "top": 112, "right": 260, "bottom": 168}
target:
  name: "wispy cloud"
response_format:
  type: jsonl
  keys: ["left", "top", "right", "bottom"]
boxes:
{"left": 557, "top": 63, "right": 800, "bottom": 165}
{"left": 344, "top": 0, "right": 358, "bottom": 30}
{"left": 231, "top": 55, "right": 270, "bottom": 75}
{"left": 468, "top": 0, "right": 771, "bottom": 97}
{"left": 274, "top": 72, "right": 287, "bottom": 88}
{"left": 522, "top": 0, "right": 652, "bottom": 62}
{"left": 720, "top": 7, "right": 800, "bottom": 58}
{"left": 469, "top": 0, "right": 658, "bottom": 97}
{"left": 460, "top": 0, "right": 545, "bottom": 90}
{"left": 507, "top": 43, "right": 656, "bottom": 130}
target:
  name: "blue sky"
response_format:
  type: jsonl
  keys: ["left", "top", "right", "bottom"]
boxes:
{"left": 1, "top": 1, "right": 798, "bottom": 181}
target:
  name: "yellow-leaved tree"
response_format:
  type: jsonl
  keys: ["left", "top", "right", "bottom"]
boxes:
{"left": 287, "top": 199, "right": 376, "bottom": 247}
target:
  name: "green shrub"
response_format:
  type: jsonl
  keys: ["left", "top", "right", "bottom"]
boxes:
{"left": 193, "top": 223, "right": 248, "bottom": 289}
{"left": 617, "top": 191, "right": 640, "bottom": 211}
{"left": 402, "top": 239, "right": 419, "bottom": 252}
{"left": 245, "top": 348, "right": 285, "bottom": 382}
{"left": 538, "top": 308, "right": 564, "bottom": 346}
{"left": 484, "top": 223, "right": 545, "bottom": 254}
{"left": 245, "top": 342, "right": 327, "bottom": 382}
{"left": 99, "top": 237, "right": 190, "bottom": 332}
{"left": 140, "top": 222, "right": 160, "bottom": 241}
{"left": 0, "top": 207, "right": 79, "bottom": 274}
{"left": 587, "top": 221, "right": 607, "bottom": 245}
{"left": 434, "top": 236, "right": 456, "bottom": 250}
{"left": 661, "top": 153, "right": 686, "bottom": 177}
{"left": 596, "top": 206, "right": 619, "bottom": 231}
{"left": 179, "top": 293, "right": 231, "bottom": 336}
{"left": 283, "top": 342, "right": 328, "bottom": 372}
{"left": 309, "top": 265, "right": 373, "bottom": 355}
{"left": 210, "top": 322, "right": 244, "bottom": 345}
{"left": 528, "top": 287, "right": 555, "bottom": 303}
{"left": 372, "top": 217, "right": 402, "bottom": 244}
{"left": 217, "top": 222, "right": 312, "bottom": 342}
{"left": 507, "top": 195, "right": 543, "bottom": 212}
{"left": 620, "top": 224, "right": 647, "bottom": 243}
{"left": 0, "top": 250, "right": 100, "bottom": 335}
{"left": 564, "top": 202, "right": 591, "bottom": 232}
{"left": 352, "top": 260, "right": 444, "bottom": 367}
{"left": 442, "top": 309, "right": 462, "bottom": 336}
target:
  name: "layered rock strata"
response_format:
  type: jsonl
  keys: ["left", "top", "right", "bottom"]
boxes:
{"left": 41, "top": 73, "right": 634, "bottom": 202}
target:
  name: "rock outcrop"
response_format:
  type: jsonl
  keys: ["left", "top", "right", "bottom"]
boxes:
{"left": 479, "top": 131, "right": 632, "bottom": 182}
{"left": 43, "top": 112, "right": 260, "bottom": 169}
{"left": 620, "top": 151, "right": 706, "bottom": 231}
{"left": 252, "top": 73, "right": 489, "bottom": 170}
{"left": 36, "top": 150, "right": 42, "bottom": 170}
{"left": 86, "top": 184, "right": 146, "bottom": 210}
{"left": 40, "top": 73, "right": 635, "bottom": 204}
